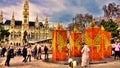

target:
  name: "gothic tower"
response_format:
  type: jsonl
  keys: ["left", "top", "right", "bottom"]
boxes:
{"left": 44, "top": 16, "right": 49, "bottom": 39}
{"left": 35, "top": 14, "right": 39, "bottom": 28}
{"left": 0, "top": 11, "right": 3, "bottom": 24}
{"left": 44, "top": 16, "right": 49, "bottom": 28}
{"left": 11, "top": 12, "right": 15, "bottom": 29}
{"left": 22, "top": 0, "right": 29, "bottom": 45}
{"left": 22, "top": 0, "right": 29, "bottom": 30}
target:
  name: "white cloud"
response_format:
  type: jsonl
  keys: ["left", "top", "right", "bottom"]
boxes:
{"left": 0, "top": 0, "right": 67, "bottom": 24}
{"left": 0, "top": 4, "right": 22, "bottom": 21}
{"left": 1, "top": 0, "right": 119, "bottom": 26}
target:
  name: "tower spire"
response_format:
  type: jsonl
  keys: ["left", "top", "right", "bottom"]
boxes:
{"left": 11, "top": 12, "right": 15, "bottom": 26}
{"left": 0, "top": 11, "right": 3, "bottom": 16}
{"left": 24, "top": 0, "right": 29, "bottom": 10}
{"left": 36, "top": 14, "right": 39, "bottom": 21}
{"left": 22, "top": 0, "right": 29, "bottom": 29}
{"left": 0, "top": 11, "right": 3, "bottom": 24}
{"left": 35, "top": 14, "right": 39, "bottom": 28}
{"left": 45, "top": 16, "right": 48, "bottom": 24}
{"left": 44, "top": 16, "right": 49, "bottom": 28}
{"left": 12, "top": 12, "right": 15, "bottom": 20}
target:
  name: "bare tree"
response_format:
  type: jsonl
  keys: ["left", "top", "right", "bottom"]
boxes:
{"left": 103, "top": 2, "right": 120, "bottom": 19}
{"left": 67, "top": 13, "right": 93, "bottom": 33}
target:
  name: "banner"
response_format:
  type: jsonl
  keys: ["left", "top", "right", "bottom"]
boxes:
{"left": 70, "top": 32, "right": 82, "bottom": 57}
{"left": 52, "top": 30, "right": 67, "bottom": 61}
{"left": 85, "top": 28, "right": 104, "bottom": 61}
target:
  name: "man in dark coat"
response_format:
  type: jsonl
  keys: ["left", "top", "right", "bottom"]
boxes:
{"left": 22, "top": 46, "right": 27, "bottom": 63}
{"left": 1, "top": 47, "right": 7, "bottom": 57}
{"left": 37, "top": 46, "right": 42, "bottom": 60}
{"left": 10, "top": 46, "right": 14, "bottom": 58}
{"left": 33, "top": 46, "right": 37, "bottom": 59}
{"left": 5, "top": 47, "right": 12, "bottom": 66}
{"left": 44, "top": 45, "right": 48, "bottom": 60}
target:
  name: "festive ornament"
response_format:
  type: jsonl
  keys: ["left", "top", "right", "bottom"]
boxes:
{"left": 56, "top": 22, "right": 61, "bottom": 30}
{"left": 90, "top": 21, "right": 95, "bottom": 27}
{"left": 73, "top": 26, "right": 77, "bottom": 32}
{"left": 101, "top": 25, "right": 105, "bottom": 31}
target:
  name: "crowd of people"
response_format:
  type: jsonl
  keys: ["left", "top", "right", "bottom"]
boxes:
{"left": 0, "top": 43, "right": 49, "bottom": 66}
{"left": 1, "top": 42, "right": 120, "bottom": 68}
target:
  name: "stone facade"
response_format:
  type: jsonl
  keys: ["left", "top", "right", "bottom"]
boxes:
{"left": 0, "top": 0, "right": 50, "bottom": 46}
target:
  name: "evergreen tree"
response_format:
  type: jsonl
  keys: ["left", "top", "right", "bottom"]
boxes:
{"left": 100, "top": 19, "right": 120, "bottom": 43}
{"left": 0, "top": 26, "right": 10, "bottom": 41}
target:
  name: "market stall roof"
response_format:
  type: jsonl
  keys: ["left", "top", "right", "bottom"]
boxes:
{"left": 28, "top": 38, "right": 52, "bottom": 44}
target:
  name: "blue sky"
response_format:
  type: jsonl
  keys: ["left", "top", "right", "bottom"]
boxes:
{"left": 0, "top": 0, "right": 120, "bottom": 26}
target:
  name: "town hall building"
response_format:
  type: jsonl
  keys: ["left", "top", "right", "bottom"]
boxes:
{"left": 0, "top": 0, "right": 50, "bottom": 46}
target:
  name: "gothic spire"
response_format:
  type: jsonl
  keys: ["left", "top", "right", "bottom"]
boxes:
{"left": 11, "top": 12, "right": 15, "bottom": 26}
{"left": 0, "top": 11, "right": 3, "bottom": 24}
{"left": 44, "top": 16, "right": 49, "bottom": 28}
{"left": 22, "top": 0, "right": 29, "bottom": 25}
{"left": 11, "top": 12, "right": 15, "bottom": 20}
{"left": 45, "top": 16, "right": 48, "bottom": 24}
{"left": 35, "top": 14, "right": 39, "bottom": 28}
{"left": 24, "top": 0, "right": 29, "bottom": 10}
{"left": 0, "top": 11, "right": 2, "bottom": 16}
{"left": 45, "top": 16, "right": 48, "bottom": 25}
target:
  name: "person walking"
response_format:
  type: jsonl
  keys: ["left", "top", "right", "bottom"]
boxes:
{"left": 81, "top": 43, "right": 90, "bottom": 68}
{"left": 10, "top": 46, "right": 14, "bottom": 58}
{"left": 5, "top": 47, "right": 12, "bottom": 66}
{"left": 113, "top": 42, "right": 120, "bottom": 60}
{"left": 22, "top": 46, "right": 27, "bottom": 63}
{"left": 67, "top": 43, "right": 70, "bottom": 57}
{"left": 44, "top": 45, "right": 48, "bottom": 60}
{"left": 26, "top": 46, "right": 32, "bottom": 62}
{"left": 1, "top": 47, "right": 7, "bottom": 57}
{"left": 33, "top": 45, "right": 37, "bottom": 59}
{"left": 37, "top": 45, "right": 42, "bottom": 60}
{"left": 0, "top": 46, "right": 2, "bottom": 57}
{"left": 17, "top": 48, "right": 21, "bottom": 56}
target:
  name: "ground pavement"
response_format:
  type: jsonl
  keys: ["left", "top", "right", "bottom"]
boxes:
{"left": 0, "top": 56, "right": 120, "bottom": 68}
